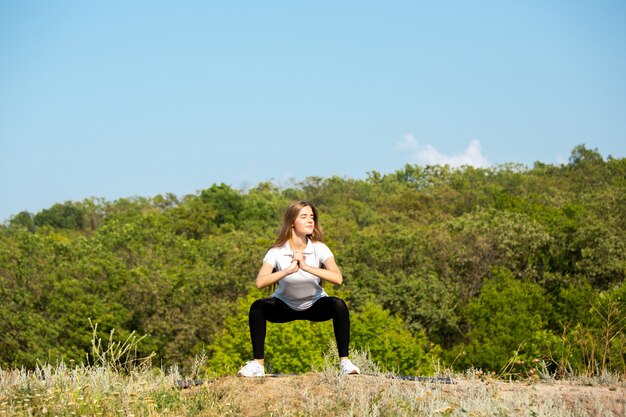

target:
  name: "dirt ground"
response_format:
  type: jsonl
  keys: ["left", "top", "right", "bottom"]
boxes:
{"left": 194, "top": 373, "right": 626, "bottom": 416}
{"left": 456, "top": 378, "right": 625, "bottom": 416}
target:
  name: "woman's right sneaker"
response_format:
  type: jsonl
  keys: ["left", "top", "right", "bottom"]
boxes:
{"left": 237, "top": 360, "right": 265, "bottom": 377}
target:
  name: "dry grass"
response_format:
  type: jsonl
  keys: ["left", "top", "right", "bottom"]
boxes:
{"left": 1, "top": 358, "right": 624, "bottom": 416}
{"left": 199, "top": 373, "right": 625, "bottom": 417}
{"left": 1, "top": 340, "right": 623, "bottom": 416}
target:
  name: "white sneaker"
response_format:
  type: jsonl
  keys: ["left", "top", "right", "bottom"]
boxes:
{"left": 237, "top": 360, "right": 265, "bottom": 377}
{"left": 340, "top": 359, "right": 360, "bottom": 375}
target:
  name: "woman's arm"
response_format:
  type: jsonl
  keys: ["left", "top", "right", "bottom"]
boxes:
{"left": 255, "top": 260, "right": 299, "bottom": 289}
{"left": 299, "top": 256, "right": 343, "bottom": 285}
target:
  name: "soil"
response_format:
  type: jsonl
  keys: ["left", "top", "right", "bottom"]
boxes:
{"left": 192, "top": 373, "right": 626, "bottom": 416}
{"left": 456, "top": 378, "right": 625, "bottom": 416}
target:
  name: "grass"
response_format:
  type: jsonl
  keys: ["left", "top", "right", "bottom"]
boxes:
{"left": 1, "top": 330, "right": 624, "bottom": 416}
{"left": 1, "top": 352, "right": 624, "bottom": 416}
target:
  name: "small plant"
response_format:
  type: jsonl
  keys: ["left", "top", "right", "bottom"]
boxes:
{"left": 87, "top": 318, "right": 155, "bottom": 373}
{"left": 315, "top": 339, "right": 382, "bottom": 377}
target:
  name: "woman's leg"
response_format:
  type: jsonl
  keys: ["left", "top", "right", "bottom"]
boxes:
{"left": 302, "top": 297, "right": 351, "bottom": 358}
{"left": 249, "top": 297, "right": 297, "bottom": 360}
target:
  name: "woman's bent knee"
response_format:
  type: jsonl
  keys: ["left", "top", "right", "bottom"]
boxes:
{"left": 329, "top": 297, "right": 349, "bottom": 313}
{"left": 250, "top": 298, "right": 273, "bottom": 317}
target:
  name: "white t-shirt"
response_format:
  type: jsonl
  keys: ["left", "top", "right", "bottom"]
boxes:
{"left": 263, "top": 239, "right": 333, "bottom": 311}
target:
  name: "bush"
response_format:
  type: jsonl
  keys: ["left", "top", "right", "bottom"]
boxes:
{"left": 460, "top": 268, "right": 553, "bottom": 372}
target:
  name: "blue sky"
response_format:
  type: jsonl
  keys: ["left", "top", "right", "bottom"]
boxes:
{"left": 1, "top": 1, "right": 625, "bottom": 221}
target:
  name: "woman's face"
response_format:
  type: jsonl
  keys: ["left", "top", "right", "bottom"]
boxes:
{"left": 292, "top": 205, "right": 315, "bottom": 236}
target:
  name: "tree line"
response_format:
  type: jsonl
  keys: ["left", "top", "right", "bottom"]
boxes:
{"left": 1, "top": 145, "right": 624, "bottom": 377}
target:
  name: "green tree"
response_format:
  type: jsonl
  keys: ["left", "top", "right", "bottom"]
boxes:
{"left": 33, "top": 202, "right": 85, "bottom": 230}
{"left": 7, "top": 211, "right": 35, "bottom": 232}
{"left": 461, "top": 268, "right": 554, "bottom": 372}
{"left": 199, "top": 184, "right": 244, "bottom": 228}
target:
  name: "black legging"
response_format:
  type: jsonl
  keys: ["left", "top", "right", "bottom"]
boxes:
{"left": 249, "top": 296, "right": 350, "bottom": 359}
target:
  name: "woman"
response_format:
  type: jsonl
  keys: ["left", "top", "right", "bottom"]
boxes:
{"left": 237, "top": 201, "right": 360, "bottom": 377}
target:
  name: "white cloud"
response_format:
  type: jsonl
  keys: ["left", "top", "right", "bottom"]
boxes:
{"left": 396, "top": 134, "right": 490, "bottom": 168}
{"left": 555, "top": 153, "right": 567, "bottom": 166}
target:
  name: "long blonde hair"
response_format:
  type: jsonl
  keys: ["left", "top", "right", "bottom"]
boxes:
{"left": 272, "top": 201, "right": 324, "bottom": 248}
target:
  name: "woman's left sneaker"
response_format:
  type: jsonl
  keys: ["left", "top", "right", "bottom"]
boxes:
{"left": 340, "top": 359, "right": 360, "bottom": 375}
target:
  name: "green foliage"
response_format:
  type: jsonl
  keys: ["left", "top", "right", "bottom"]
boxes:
{"left": 351, "top": 303, "right": 440, "bottom": 375}
{"left": 33, "top": 201, "right": 85, "bottom": 230}
{"left": 7, "top": 211, "right": 35, "bottom": 232}
{"left": 461, "top": 268, "right": 553, "bottom": 372}
{"left": 435, "top": 208, "right": 552, "bottom": 299}
{"left": 380, "top": 271, "right": 459, "bottom": 347}
{"left": 1, "top": 144, "right": 624, "bottom": 377}
{"left": 548, "top": 282, "right": 626, "bottom": 377}
{"left": 199, "top": 183, "right": 245, "bottom": 228}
